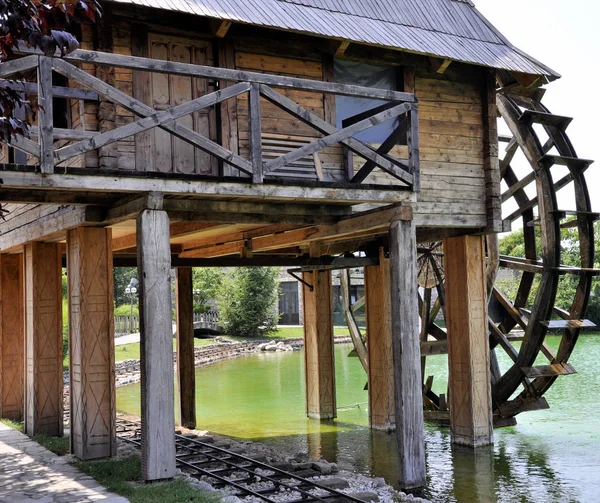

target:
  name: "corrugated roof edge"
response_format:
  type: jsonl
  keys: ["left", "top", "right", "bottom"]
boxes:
{"left": 469, "top": 2, "right": 561, "bottom": 80}
{"left": 103, "top": 0, "right": 560, "bottom": 80}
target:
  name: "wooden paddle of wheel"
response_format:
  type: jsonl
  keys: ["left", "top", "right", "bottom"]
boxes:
{"left": 419, "top": 93, "right": 598, "bottom": 426}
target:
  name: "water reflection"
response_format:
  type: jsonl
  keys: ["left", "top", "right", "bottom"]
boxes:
{"left": 116, "top": 336, "right": 600, "bottom": 502}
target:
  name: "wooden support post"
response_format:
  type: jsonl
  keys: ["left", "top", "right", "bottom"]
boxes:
{"left": 365, "top": 249, "right": 395, "bottom": 430}
{"left": 175, "top": 267, "right": 196, "bottom": 429}
{"left": 24, "top": 242, "right": 63, "bottom": 437}
{"left": 389, "top": 217, "right": 426, "bottom": 490}
{"left": 444, "top": 235, "right": 493, "bottom": 447}
{"left": 0, "top": 254, "right": 25, "bottom": 421}
{"left": 67, "top": 228, "right": 116, "bottom": 460}
{"left": 302, "top": 270, "right": 336, "bottom": 419}
{"left": 137, "top": 209, "right": 176, "bottom": 481}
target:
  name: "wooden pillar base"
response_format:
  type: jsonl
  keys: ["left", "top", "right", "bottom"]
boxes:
{"left": 24, "top": 242, "right": 63, "bottom": 437}
{"left": 444, "top": 235, "right": 493, "bottom": 448}
{"left": 176, "top": 267, "right": 196, "bottom": 429}
{"left": 68, "top": 228, "right": 116, "bottom": 460}
{"left": 366, "top": 249, "right": 395, "bottom": 431}
{"left": 302, "top": 270, "right": 336, "bottom": 419}
{"left": 389, "top": 218, "right": 426, "bottom": 490}
{"left": 137, "top": 209, "right": 176, "bottom": 481}
{"left": 0, "top": 254, "right": 25, "bottom": 421}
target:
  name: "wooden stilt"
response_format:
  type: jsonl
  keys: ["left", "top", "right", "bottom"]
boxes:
{"left": 24, "top": 242, "right": 63, "bottom": 437}
{"left": 444, "top": 235, "right": 493, "bottom": 447}
{"left": 137, "top": 209, "right": 176, "bottom": 481}
{"left": 175, "top": 267, "right": 196, "bottom": 429}
{"left": 365, "top": 248, "right": 395, "bottom": 430}
{"left": 302, "top": 270, "right": 336, "bottom": 419}
{"left": 67, "top": 227, "right": 116, "bottom": 460}
{"left": 389, "top": 217, "right": 426, "bottom": 490}
{"left": 0, "top": 254, "right": 25, "bottom": 421}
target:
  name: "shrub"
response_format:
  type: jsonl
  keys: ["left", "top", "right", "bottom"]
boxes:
{"left": 217, "top": 268, "right": 279, "bottom": 338}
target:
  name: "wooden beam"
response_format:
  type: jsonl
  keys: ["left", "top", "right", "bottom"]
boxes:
{"left": 137, "top": 210, "right": 176, "bottom": 481}
{"left": 0, "top": 167, "right": 414, "bottom": 205}
{"left": 389, "top": 217, "right": 426, "bottom": 491}
{"left": 429, "top": 57, "right": 452, "bottom": 74}
{"left": 37, "top": 56, "right": 54, "bottom": 174}
{"left": 0, "top": 206, "right": 104, "bottom": 252}
{"left": 335, "top": 41, "right": 351, "bottom": 57}
{"left": 302, "top": 270, "right": 336, "bottom": 419}
{"left": 444, "top": 235, "right": 493, "bottom": 448}
{"left": 24, "top": 242, "right": 63, "bottom": 437}
{"left": 0, "top": 80, "right": 99, "bottom": 100}
{"left": 0, "top": 254, "right": 24, "bottom": 421}
{"left": 366, "top": 249, "right": 395, "bottom": 431}
{"left": 210, "top": 19, "right": 233, "bottom": 38}
{"left": 67, "top": 228, "right": 116, "bottom": 460}
{"left": 49, "top": 48, "right": 416, "bottom": 102}
{"left": 248, "top": 84, "right": 263, "bottom": 183}
{"left": 0, "top": 55, "right": 38, "bottom": 78}
{"left": 104, "top": 192, "right": 164, "bottom": 225}
{"left": 175, "top": 267, "right": 196, "bottom": 429}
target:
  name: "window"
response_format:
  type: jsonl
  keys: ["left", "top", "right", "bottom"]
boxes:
{"left": 335, "top": 59, "right": 403, "bottom": 144}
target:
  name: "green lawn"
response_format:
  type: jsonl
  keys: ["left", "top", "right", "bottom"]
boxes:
{"left": 75, "top": 455, "right": 218, "bottom": 503}
{"left": 115, "top": 337, "right": 215, "bottom": 362}
{"left": 222, "top": 325, "right": 351, "bottom": 343}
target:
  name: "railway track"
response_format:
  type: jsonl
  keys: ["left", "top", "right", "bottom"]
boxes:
{"left": 116, "top": 417, "right": 367, "bottom": 503}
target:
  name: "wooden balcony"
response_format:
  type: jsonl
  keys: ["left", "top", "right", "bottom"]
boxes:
{"left": 0, "top": 50, "right": 419, "bottom": 206}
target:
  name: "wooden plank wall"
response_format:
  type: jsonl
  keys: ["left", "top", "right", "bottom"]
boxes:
{"left": 413, "top": 65, "right": 487, "bottom": 227}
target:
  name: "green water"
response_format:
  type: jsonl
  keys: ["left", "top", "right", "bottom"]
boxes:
{"left": 117, "top": 335, "right": 600, "bottom": 502}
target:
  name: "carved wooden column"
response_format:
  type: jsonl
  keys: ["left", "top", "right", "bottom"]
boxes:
{"left": 0, "top": 254, "right": 25, "bottom": 421}
{"left": 444, "top": 235, "right": 493, "bottom": 447}
{"left": 365, "top": 249, "right": 395, "bottom": 431}
{"left": 137, "top": 209, "right": 176, "bottom": 481}
{"left": 24, "top": 242, "right": 63, "bottom": 437}
{"left": 67, "top": 228, "right": 116, "bottom": 460}
{"left": 389, "top": 216, "right": 426, "bottom": 490}
{"left": 302, "top": 270, "right": 336, "bottom": 419}
{"left": 175, "top": 267, "right": 196, "bottom": 429}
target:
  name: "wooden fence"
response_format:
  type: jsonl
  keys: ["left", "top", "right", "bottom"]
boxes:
{"left": 114, "top": 310, "right": 219, "bottom": 335}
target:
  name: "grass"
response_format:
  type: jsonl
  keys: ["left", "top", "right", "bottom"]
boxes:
{"left": 115, "top": 337, "right": 216, "bottom": 362}
{"left": 75, "top": 455, "right": 219, "bottom": 503}
{"left": 33, "top": 434, "right": 70, "bottom": 456}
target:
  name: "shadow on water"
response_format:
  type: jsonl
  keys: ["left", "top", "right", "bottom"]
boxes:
{"left": 116, "top": 336, "right": 600, "bottom": 503}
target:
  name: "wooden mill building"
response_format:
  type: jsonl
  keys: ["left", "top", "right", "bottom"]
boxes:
{"left": 0, "top": 0, "right": 561, "bottom": 491}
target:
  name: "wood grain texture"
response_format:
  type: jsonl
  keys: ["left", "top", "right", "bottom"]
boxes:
{"left": 175, "top": 267, "right": 196, "bottom": 429}
{"left": 444, "top": 235, "right": 493, "bottom": 447}
{"left": 0, "top": 254, "right": 24, "bottom": 421}
{"left": 24, "top": 242, "right": 63, "bottom": 437}
{"left": 137, "top": 210, "right": 176, "bottom": 481}
{"left": 302, "top": 270, "right": 336, "bottom": 419}
{"left": 365, "top": 250, "right": 395, "bottom": 431}
{"left": 389, "top": 219, "right": 426, "bottom": 490}
{"left": 67, "top": 227, "right": 116, "bottom": 460}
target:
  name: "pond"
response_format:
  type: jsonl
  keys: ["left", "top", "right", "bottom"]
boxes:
{"left": 116, "top": 335, "right": 600, "bottom": 502}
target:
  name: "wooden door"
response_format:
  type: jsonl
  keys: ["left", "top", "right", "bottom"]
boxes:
{"left": 148, "top": 34, "right": 218, "bottom": 175}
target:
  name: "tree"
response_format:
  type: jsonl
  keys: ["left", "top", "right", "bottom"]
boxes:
{"left": 113, "top": 267, "right": 137, "bottom": 306}
{"left": 498, "top": 222, "right": 600, "bottom": 324}
{"left": 192, "top": 267, "right": 224, "bottom": 313}
{"left": 0, "top": 0, "right": 101, "bottom": 142}
{"left": 217, "top": 267, "right": 279, "bottom": 338}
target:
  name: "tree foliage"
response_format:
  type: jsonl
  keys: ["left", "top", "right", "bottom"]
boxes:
{"left": 113, "top": 267, "right": 137, "bottom": 307}
{"left": 217, "top": 267, "right": 279, "bottom": 338}
{"left": 192, "top": 267, "right": 224, "bottom": 313}
{"left": 497, "top": 222, "right": 600, "bottom": 323}
{"left": 0, "top": 0, "right": 101, "bottom": 141}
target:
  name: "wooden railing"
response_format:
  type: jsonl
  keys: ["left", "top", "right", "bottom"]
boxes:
{"left": 114, "top": 310, "right": 219, "bottom": 335}
{"left": 1, "top": 51, "right": 419, "bottom": 190}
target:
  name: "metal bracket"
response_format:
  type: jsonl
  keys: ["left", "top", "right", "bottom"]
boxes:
{"left": 287, "top": 270, "right": 313, "bottom": 292}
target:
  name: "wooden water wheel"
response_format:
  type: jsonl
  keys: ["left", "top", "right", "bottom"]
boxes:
{"left": 419, "top": 93, "right": 598, "bottom": 424}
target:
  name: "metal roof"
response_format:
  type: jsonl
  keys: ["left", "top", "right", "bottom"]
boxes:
{"left": 107, "top": 0, "right": 560, "bottom": 79}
